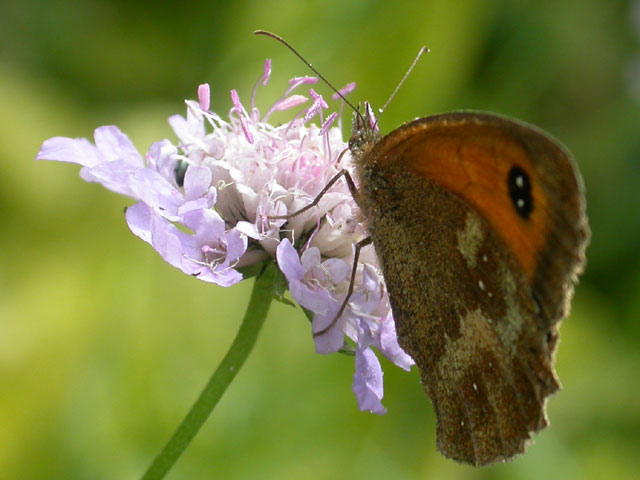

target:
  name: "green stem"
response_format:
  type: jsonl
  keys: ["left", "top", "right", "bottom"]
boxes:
{"left": 141, "top": 262, "right": 277, "bottom": 480}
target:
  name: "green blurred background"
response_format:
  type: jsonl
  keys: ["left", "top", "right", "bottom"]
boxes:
{"left": 1, "top": 0, "right": 639, "bottom": 478}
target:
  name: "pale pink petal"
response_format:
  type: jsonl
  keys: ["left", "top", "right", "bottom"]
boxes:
{"left": 93, "top": 126, "right": 144, "bottom": 166}
{"left": 36, "top": 137, "right": 103, "bottom": 167}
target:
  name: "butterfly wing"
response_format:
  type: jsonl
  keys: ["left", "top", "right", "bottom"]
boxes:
{"left": 355, "top": 112, "right": 589, "bottom": 465}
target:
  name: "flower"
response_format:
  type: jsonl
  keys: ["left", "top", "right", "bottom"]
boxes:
{"left": 36, "top": 59, "right": 413, "bottom": 413}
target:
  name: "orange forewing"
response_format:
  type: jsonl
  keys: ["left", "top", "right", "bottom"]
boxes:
{"left": 377, "top": 121, "right": 549, "bottom": 279}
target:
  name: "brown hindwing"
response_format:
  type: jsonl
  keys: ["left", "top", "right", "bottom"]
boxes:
{"left": 354, "top": 112, "right": 588, "bottom": 466}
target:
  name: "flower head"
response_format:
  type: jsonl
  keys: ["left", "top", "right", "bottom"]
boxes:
{"left": 37, "top": 60, "right": 413, "bottom": 413}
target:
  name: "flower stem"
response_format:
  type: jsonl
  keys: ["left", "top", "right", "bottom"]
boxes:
{"left": 141, "top": 262, "right": 278, "bottom": 480}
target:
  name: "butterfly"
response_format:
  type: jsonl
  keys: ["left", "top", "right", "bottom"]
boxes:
{"left": 349, "top": 109, "right": 589, "bottom": 465}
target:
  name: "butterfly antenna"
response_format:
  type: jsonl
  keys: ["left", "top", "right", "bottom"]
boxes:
{"left": 378, "top": 46, "right": 429, "bottom": 118}
{"left": 254, "top": 30, "right": 363, "bottom": 121}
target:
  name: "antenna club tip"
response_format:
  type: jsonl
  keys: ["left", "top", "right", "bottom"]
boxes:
{"left": 254, "top": 29, "right": 277, "bottom": 38}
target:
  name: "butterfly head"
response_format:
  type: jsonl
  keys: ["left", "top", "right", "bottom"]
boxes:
{"left": 349, "top": 102, "right": 381, "bottom": 160}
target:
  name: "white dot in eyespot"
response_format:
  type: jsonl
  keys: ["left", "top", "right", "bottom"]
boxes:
{"left": 473, "top": 383, "right": 478, "bottom": 392}
{"left": 516, "top": 175, "right": 524, "bottom": 188}
{"left": 517, "top": 198, "right": 525, "bottom": 208}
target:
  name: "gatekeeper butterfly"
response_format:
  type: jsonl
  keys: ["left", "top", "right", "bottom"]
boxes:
{"left": 351, "top": 110, "right": 589, "bottom": 465}
{"left": 257, "top": 31, "right": 590, "bottom": 466}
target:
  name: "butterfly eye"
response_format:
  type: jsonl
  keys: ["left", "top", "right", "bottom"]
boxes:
{"left": 348, "top": 133, "right": 364, "bottom": 154}
{"left": 174, "top": 160, "right": 188, "bottom": 187}
{"left": 508, "top": 165, "right": 533, "bottom": 219}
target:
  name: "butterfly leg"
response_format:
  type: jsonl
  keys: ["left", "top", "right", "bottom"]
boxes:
{"left": 313, "top": 236, "right": 373, "bottom": 338}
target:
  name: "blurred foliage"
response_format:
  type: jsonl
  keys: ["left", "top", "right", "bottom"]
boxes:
{"left": 1, "top": 0, "right": 639, "bottom": 479}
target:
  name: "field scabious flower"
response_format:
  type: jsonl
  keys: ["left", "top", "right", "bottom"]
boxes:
{"left": 37, "top": 60, "right": 413, "bottom": 414}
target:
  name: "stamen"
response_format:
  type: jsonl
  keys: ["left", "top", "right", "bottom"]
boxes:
{"left": 320, "top": 112, "right": 337, "bottom": 159}
{"left": 365, "top": 102, "right": 378, "bottom": 130}
{"left": 308, "top": 88, "right": 328, "bottom": 109}
{"left": 332, "top": 82, "right": 356, "bottom": 132}
{"left": 230, "top": 89, "right": 255, "bottom": 144}
{"left": 331, "top": 82, "right": 356, "bottom": 101}
{"left": 262, "top": 59, "right": 272, "bottom": 86}
{"left": 263, "top": 94, "right": 308, "bottom": 122}
{"left": 251, "top": 59, "right": 272, "bottom": 113}
{"left": 320, "top": 112, "right": 338, "bottom": 136}
{"left": 198, "top": 84, "right": 210, "bottom": 111}
{"left": 288, "top": 76, "right": 318, "bottom": 88}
